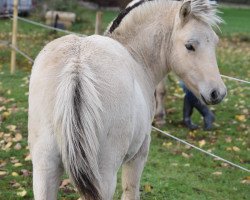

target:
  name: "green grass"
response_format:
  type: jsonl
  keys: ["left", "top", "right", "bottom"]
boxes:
{"left": 220, "top": 7, "right": 250, "bottom": 37}
{"left": 0, "top": 4, "right": 250, "bottom": 200}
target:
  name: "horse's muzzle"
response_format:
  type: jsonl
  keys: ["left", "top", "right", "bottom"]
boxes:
{"left": 201, "top": 89, "right": 227, "bottom": 105}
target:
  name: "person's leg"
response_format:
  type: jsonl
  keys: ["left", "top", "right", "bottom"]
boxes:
{"left": 183, "top": 93, "right": 198, "bottom": 130}
{"left": 192, "top": 99, "right": 215, "bottom": 131}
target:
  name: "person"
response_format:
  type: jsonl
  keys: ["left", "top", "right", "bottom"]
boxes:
{"left": 182, "top": 83, "right": 215, "bottom": 131}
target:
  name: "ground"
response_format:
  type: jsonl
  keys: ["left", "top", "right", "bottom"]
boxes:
{"left": 0, "top": 4, "right": 249, "bottom": 200}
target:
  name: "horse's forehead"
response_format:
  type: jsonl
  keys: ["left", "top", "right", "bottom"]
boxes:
{"left": 180, "top": 20, "right": 216, "bottom": 41}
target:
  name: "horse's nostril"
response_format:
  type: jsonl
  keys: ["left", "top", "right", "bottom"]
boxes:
{"left": 210, "top": 90, "right": 218, "bottom": 101}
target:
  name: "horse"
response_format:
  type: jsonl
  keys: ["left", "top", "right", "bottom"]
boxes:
{"left": 28, "top": 0, "right": 226, "bottom": 199}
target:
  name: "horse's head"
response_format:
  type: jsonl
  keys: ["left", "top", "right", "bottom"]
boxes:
{"left": 171, "top": 0, "right": 226, "bottom": 105}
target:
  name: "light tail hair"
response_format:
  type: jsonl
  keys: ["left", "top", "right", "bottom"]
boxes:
{"left": 53, "top": 61, "right": 103, "bottom": 200}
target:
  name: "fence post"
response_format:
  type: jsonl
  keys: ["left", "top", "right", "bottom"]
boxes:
{"left": 10, "top": 0, "right": 18, "bottom": 74}
{"left": 95, "top": 11, "right": 103, "bottom": 35}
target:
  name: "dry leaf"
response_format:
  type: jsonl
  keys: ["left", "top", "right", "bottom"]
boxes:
{"left": 198, "top": 140, "right": 206, "bottom": 148}
{"left": 60, "top": 179, "right": 71, "bottom": 188}
{"left": 6, "top": 125, "right": 16, "bottom": 132}
{"left": 162, "top": 142, "right": 172, "bottom": 148}
{"left": 144, "top": 184, "right": 152, "bottom": 193}
{"left": 0, "top": 106, "right": 6, "bottom": 112}
{"left": 182, "top": 152, "right": 191, "bottom": 159}
{"left": 21, "top": 169, "right": 31, "bottom": 177}
{"left": 5, "top": 142, "right": 13, "bottom": 149}
{"left": 2, "top": 111, "right": 10, "bottom": 120}
{"left": 225, "top": 137, "right": 232, "bottom": 143}
{"left": 12, "top": 172, "right": 19, "bottom": 177}
{"left": 17, "top": 189, "right": 27, "bottom": 197}
{"left": 25, "top": 154, "right": 31, "bottom": 161}
{"left": 0, "top": 171, "right": 7, "bottom": 176}
{"left": 14, "top": 163, "right": 23, "bottom": 167}
{"left": 235, "top": 115, "right": 246, "bottom": 122}
{"left": 14, "top": 143, "right": 22, "bottom": 150}
{"left": 14, "top": 133, "right": 22, "bottom": 142}
{"left": 232, "top": 146, "right": 240, "bottom": 152}
{"left": 241, "top": 177, "right": 250, "bottom": 184}
{"left": 212, "top": 171, "right": 222, "bottom": 176}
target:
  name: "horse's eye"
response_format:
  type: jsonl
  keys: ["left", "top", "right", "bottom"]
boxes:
{"left": 185, "top": 44, "right": 195, "bottom": 51}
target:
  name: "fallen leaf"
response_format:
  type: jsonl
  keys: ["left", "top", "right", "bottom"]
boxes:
{"left": 144, "top": 184, "right": 152, "bottom": 193}
{"left": 14, "top": 143, "right": 21, "bottom": 150}
{"left": 12, "top": 172, "right": 19, "bottom": 177}
{"left": 5, "top": 142, "right": 13, "bottom": 149}
{"left": 226, "top": 147, "right": 232, "bottom": 151}
{"left": 0, "top": 160, "right": 7, "bottom": 167}
{"left": 241, "top": 177, "right": 250, "bottom": 184}
{"left": 2, "top": 111, "right": 10, "bottom": 120}
{"left": 60, "top": 179, "right": 71, "bottom": 188}
{"left": 182, "top": 152, "right": 191, "bottom": 159}
{"left": 6, "top": 125, "right": 16, "bottom": 132}
{"left": 162, "top": 142, "right": 172, "bottom": 148}
{"left": 198, "top": 140, "right": 206, "bottom": 148}
{"left": 24, "top": 154, "right": 31, "bottom": 161}
{"left": 0, "top": 106, "right": 6, "bottom": 112}
{"left": 232, "top": 146, "right": 240, "bottom": 152}
{"left": 14, "top": 133, "right": 22, "bottom": 142}
{"left": 14, "top": 163, "right": 23, "bottom": 167}
{"left": 10, "top": 181, "right": 21, "bottom": 188}
{"left": 7, "top": 90, "right": 11, "bottom": 95}
{"left": 235, "top": 115, "right": 246, "bottom": 122}
{"left": 17, "top": 189, "right": 27, "bottom": 197}
{"left": 0, "top": 171, "right": 7, "bottom": 176}
{"left": 225, "top": 137, "right": 232, "bottom": 143}
{"left": 21, "top": 169, "right": 31, "bottom": 177}
{"left": 212, "top": 171, "right": 222, "bottom": 176}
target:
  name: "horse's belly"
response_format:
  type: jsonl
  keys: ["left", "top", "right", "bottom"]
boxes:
{"left": 123, "top": 81, "right": 152, "bottom": 162}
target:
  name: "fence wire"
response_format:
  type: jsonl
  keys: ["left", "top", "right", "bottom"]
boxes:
{"left": 152, "top": 126, "right": 250, "bottom": 173}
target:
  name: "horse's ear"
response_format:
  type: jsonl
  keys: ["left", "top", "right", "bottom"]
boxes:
{"left": 179, "top": 1, "right": 191, "bottom": 24}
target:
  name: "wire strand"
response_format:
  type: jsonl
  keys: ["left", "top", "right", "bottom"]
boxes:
{"left": 15, "top": 16, "right": 87, "bottom": 37}
{"left": 9, "top": 44, "right": 34, "bottom": 63}
{"left": 152, "top": 126, "right": 250, "bottom": 173}
{"left": 221, "top": 74, "right": 250, "bottom": 84}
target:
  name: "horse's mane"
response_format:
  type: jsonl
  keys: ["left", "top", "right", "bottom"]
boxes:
{"left": 107, "top": 0, "right": 222, "bottom": 34}
{"left": 190, "top": 0, "right": 223, "bottom": 27}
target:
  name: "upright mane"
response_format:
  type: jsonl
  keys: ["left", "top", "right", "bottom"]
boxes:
{"left": 107, "top": 0, "right": 222, "bottom": 35}
{"left": 190, "top": 0, "right": 223, "bottom": 27}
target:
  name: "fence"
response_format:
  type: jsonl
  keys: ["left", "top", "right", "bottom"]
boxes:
{"left": 2, "top": 1, "right": 250, "bottom": 174}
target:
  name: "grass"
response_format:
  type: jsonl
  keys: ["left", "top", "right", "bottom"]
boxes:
{"left": 0, "top": 3, "right": 250, "bottom": 200}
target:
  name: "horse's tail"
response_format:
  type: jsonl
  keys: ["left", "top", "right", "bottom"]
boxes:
{"left": 53, "top": 61, "right": 103, "bottom": 200}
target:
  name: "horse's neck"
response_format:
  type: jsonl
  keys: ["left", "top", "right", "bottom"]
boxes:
{"left": 107, "top": 1, "right": 179, "bottom": 87}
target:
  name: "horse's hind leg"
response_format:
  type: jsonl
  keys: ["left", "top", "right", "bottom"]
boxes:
{"left": 31, "top": 131, "right": 63, "bottom": 200}
{"left": 121, "top": 135, "right": 150, "bottom": 200}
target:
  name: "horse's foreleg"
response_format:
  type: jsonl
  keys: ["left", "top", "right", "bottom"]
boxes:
{"left": 121, "top": 134, "right": 150, "bottom": 200}
{"left": 31, "top": 132, "right": 63, "bottom": 200}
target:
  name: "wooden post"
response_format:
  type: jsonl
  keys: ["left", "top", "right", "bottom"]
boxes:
{"left": 95, "top": 11, "right": 103, "bottom": 35}
{"left": 10, "top": 0, "right": 18, "bottom": 74}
